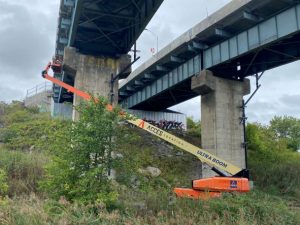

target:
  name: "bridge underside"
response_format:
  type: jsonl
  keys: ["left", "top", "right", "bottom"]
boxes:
{"left": 125, "top": 30, "right": 300, "bottom": 111}
{"left": 69, "top": 0, "right": 164, "bottom": 57}
{"left": 130, "top": 79, "right": 198, "bottom": 110}
{"left": 54, "top": 0, "right": 164, "bottom": 103}
{"left": 211, "top": 32, "right": 300, "bottom": 79}
{"left": 120, "top": 2, "right": 300, "bottom": 111}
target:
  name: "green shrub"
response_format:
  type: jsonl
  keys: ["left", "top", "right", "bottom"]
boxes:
{"left": 41, "top": 97, "right": 125, "bottom": 207}
{"left": 1, "top": 117, "right": 70, "bottom": 152}
{"left": 270, "top": 116, "right": 300, "bottom": 151}
{"left": 0, "top": 101, "right": 70, "bottom": 153}
{"left": 247, "top": 123, "right": 300, "bottom": 197}
{"left": 186, "top": 117, "right": 201, "bottom": 138}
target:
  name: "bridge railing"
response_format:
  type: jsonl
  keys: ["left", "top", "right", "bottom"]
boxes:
{"left": 26, "top": 82, "right": 53, "bottom": 98}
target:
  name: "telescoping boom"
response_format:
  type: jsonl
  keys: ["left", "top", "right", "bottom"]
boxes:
{"left": 42, "top": 62, "right": 250, "bottom": 199}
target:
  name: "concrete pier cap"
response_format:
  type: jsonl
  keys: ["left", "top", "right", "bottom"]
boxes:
{"left": 63, "top": 47, "right": 131, "bottom": 120}
{"left": 192, "top": 70, "right": 250, "bottom": 178}
{"left": 192, "top": 70, "right": 250, "bottom": 96}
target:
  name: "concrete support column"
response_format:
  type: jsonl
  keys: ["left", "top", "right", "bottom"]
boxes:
{"left": 63, "top": 47, "right": 131, "bottom": 120}
{"left": 191, "top": 70, "right": 250, "bottom": 177}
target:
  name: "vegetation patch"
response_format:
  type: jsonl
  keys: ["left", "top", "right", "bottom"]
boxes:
{"left": 0, "top": 101, "right": 299, "bottom": 224}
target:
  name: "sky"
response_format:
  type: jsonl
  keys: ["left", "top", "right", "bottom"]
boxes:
{"left": 0, "top": 0, "right": 299, "bottom": 124}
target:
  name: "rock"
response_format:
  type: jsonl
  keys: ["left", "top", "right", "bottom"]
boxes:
{"left": 111, "top": 151, "right": 124, "bottom": 159}
{"left": 116, "top": 153, "right": 123, "bottom": 158}
{"left": 146, "top": 166, "right": 161, "bottom": 177}
{"left": 138, "top": 167, "right": 162, "bottom": 177}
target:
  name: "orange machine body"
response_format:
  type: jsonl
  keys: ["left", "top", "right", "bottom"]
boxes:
{"left": 193, "top": 177, "right": 250, "bottom": 193}
{"left": 174, "top": 177, "right": 250, "bottom": 200}
{"left": 174, "top": 188, "right": 222, "bottom": 200}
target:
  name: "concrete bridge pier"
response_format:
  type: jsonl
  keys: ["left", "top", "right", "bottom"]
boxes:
{"left": 63, "top": 47, "right": 131, "bottom": 120}
{"left": 192, "top": 70, "right": 250, "bottom": 178}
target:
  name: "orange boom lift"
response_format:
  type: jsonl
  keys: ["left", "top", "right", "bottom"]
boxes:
{"left": 42, "top": 61, "right": 250, "bottom": 200}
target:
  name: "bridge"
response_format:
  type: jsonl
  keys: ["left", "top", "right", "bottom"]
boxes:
{"left": 51, "top": 0, "right": 300, "bottom": 177}
{"left": 119, "top": 0, "right": 300, "bottom": 110}
{"left": 53, "top": 0, "right": 164, "bottom": 104}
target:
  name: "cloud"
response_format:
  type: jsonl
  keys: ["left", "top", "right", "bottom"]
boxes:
{"left": 0, "top": 84, "right": 23, "bottom": 102}
{"left": 0, "top": 0, "right": 59, "bottom": 102}
{"left": 280, "top": 94, "right": 300, "bottom": 108}
{"left": 133, "top": 0, "right": 231, "bottom": 69}
{"left": 243, "top": 61, "right": 300, "bottom": 123}
{"left": 246, "top": 94, "right": 300, "bottom": 123}
{"left": 171, "top": 97, "right": 201, "bottom": 121}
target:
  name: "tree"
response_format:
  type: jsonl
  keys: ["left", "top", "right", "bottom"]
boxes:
{"left": 270, "top": 116, "right": 300, "bottom": 151}
{"left": 187, "top": 117, "right": 201, "bottom": 138}
{"left": 41, "top": 97, "right": 123, "bottom": 206}
{"left": 246, "top": 119, "right": 300, "bottom": 196}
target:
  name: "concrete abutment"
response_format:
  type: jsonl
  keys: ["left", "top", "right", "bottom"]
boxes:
{"left": 192, "top": 70, "right": 250, "bottom": 178}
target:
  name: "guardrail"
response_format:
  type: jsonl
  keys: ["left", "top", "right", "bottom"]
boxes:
{"left": 26, "top": 82, "right": 52, "bottom": 98}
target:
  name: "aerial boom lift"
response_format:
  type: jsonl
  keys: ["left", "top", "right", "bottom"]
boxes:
{"left": 42, "top": 62, "right": 250, "bottom": 200}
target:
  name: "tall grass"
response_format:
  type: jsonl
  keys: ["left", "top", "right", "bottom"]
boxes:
{"left": 0, "top": 148, "right": 48, "bottom": 196}
{"left": 0, "top": 191, "right": 298, "bottom": 225}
